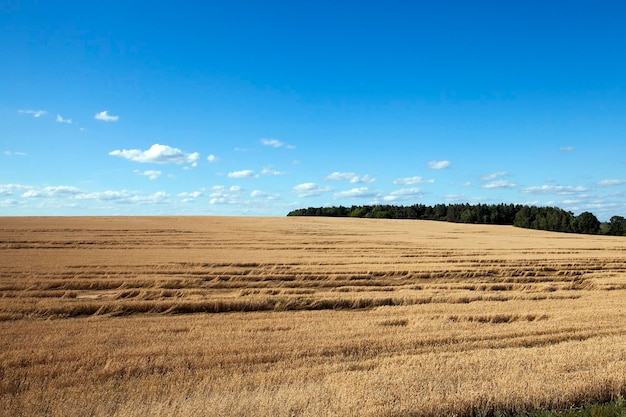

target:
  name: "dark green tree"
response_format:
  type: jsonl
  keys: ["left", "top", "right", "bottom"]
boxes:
{"left": 606, "top": 215, "right": 626, "bottom": 236}
{"left": 573, "top": 212, "right": 600, "bottom": 234}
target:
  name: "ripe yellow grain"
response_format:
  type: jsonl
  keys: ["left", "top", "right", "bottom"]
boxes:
{"left": 0, "top": 216, "right": 624, "bottom": 416}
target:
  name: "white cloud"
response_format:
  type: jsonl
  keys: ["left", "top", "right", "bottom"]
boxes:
{"left": 597, "top": 179, "right": 626, "bottom": 187}
{"left": 481, "top": 171, "right": 509, "bottom": 181}
{"left": 521, "top": 185, "right": 589, "bottom": 195}
{"left": 325, "top": 172, "right": 376, "bottom": 183}
{"left": 94, "top": 110, "right": 119, "bottom": 122}
{"left": 251, "top": 190, "right": 281, "bottom": 200}
{"left": 393, "top": 176, "right": 434, "bottom": 185}
{"left": 560, "top": 146, "right": 574, "bottom": 152}
{"left": 0, "top": 184, "right": 174, "bottom": 207}
{"left": 22, "top": 185, "right": 82, "bottom": 198}
{"left": 4, "top": 151, "right": 27, "bottom": 156}
{"left": 134, "top": 170, "right": 162, "bottom": 180}
{"left": 209, "top": 185, "right": 245, "bottom": 204}
{"left": 109, "top": 144, "right": 200, "bottom": 166}
{"left": 261, "top": 167, "right": 286, "bottom": 176}
{"left": 56, "top": 114, "right": 72, "bottom": 124}
{"left": 19, "top": 109, "right": 47, "bottom": 118}
{"left": 383, "top": 188, "right": 423, "bottom": 202}
{"left": 293, "top": 183, "right": 333, "bottom": 198}
{"left": 0, "top": 199, "right": 20, "bottom": 208}
{"left": 178, "top": 191, "right": 203, "bottom": 199}
{"left": 260, "top": 138, "right": 295, "bottom": 149}
{"left": 333, "top": 187, "right": 380, "bottom": 199}
{"left": 428, "top": 160, "right": 451, "bottom": 170}
{"left": 0, "top": 184, "right": 32, "bottom": 196}
{"left": 482, "top": 180, "right": 517, "bottom": 189}
{"left": 207, "top": 154, "right": 219, "bottom": 163}
{"left": 443, "top": 194, "right": 487, "bottom": 204}
{"left": 227, "top": 170, "right": 257, "bottom": 179}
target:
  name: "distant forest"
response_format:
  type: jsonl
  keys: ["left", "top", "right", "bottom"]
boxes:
{"left": 287, "top": 204, "right": 626, "bottom": 236}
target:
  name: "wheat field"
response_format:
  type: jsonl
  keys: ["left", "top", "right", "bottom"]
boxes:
{"left": 0, "top": 216, "right": 625, "bottom": 416}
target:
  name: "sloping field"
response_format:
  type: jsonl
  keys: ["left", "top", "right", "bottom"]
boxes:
{"left": 0, "top": 216, "right": 625, "bottom": 416}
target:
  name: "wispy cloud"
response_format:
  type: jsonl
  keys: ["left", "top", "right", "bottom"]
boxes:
{"left": 521, "top": 185, "right": 589, "bottom": 195}
{"left": 293, "top": 183, "right": 333, "bottom": 198}
{"left": 207, "top": 154, "right": 219, "bottom": 163}
{"left": 95, "top": 110, "right": 119, "bottom": 122}
{"left": 393, "top": 176, "right": 434, "bottom": 185}
{"left": 260, "top": 138, "right": 295, "bottom": 149}
{"left": 178, "top": 191, "right": 203, "bottom": 202}
{"left": 0, "top": 183, "right": 188, "bottom": 207}
{"left": 261, "top": 167, "right": 286, "bottom": 176}
{"left": 3, "top": 151, "right": 27, "bottom": 156}
{"left": 481, "top": 171, "right": 509, "bottom": 181}
{"left": 559, "top": 146, "right": 574, "bottom": 152}
{"left": 0, "top": 184, "right": 33, "bottom": 196}
{"left": 597, "top": 179, "right": 626, "bottom": 187}
{"left": 325, "top": 172, "right": 375, "bottom": 183}
{"left": 428, "top": 160, "right": 451, "bottom": 170}
{"left": 251, "top": 190, "right": 282, "bottom": 200}
{"left": 383, "top": 187, "right": 424, "bottom": 202}
{"left": 18, "top": 109, "right": 47, "bottom": 118}
{"left": 333, "top": 187, "right": 380, "bottom": 199}
{"left": 22, "top": 185, "right": 86, "bottom": 199}
{"left": 56, "top": 114, "right": 72, "bottom": 124}
{"left": 444, "top": 194, "right": 486, "bottom": 204}
{"left": 227, "top": 170, "right": 257, "bottom": 179}
{"left": 134, "top": 170, "right": 162, "bottom": 180}
{"left": 482, "top": 180, "right": 517, "bottom": 189}
{"left": 109, "top": 144, "right": 199, "bottom": 166}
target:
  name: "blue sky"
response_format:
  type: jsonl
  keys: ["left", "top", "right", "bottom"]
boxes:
{"left": 2, "top": 1, "right": 626, "bottom": 219}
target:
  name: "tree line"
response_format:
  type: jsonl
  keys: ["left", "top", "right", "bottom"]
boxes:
{"left": 287, "top": 203, "right": 626, "bottom": 236}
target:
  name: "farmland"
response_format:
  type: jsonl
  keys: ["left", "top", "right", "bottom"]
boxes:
{"left": 0, "top": 216, "right": 625, "bottom": 416}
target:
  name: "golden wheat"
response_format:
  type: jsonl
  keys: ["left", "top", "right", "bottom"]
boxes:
{"left": 0, "top": 216, "right": 625, "bottom": 416}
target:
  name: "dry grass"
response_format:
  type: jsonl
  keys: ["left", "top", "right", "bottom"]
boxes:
{"left": 0, "top": 216, "right": 625, "bottom": 416}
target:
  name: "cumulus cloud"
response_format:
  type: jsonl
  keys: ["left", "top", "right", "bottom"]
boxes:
{"left": 333, "top": 187, "right": 380, "bottom": 199}
{"left": 18, "top": 109, "right": 47, "bottom": 118}
{"left": 293, "top": 183, "right": 333, "bottom": 198}
{"left": 383, "top": 188, "right": 424, "bottom": 202}
{"left": 109, "top": 144, "right": 200, "bottom": 166}
{"left": 207, "top": 154, "right": 219, "bottom": 163}
{"left": 482, "top": 180, "right": 517, "bottom": 189}
{"left": 521, "top": 185, "right": 589, "bottom": 195}
{"left": 94, "top": 110, "right": 119, "bottom": 122}
{"left": 325, "top": 172, "right": 376, "bottom": 183}
{"left": 260, "top": 138, "right": 295, "bottom": 149}
{"left": 227, "top": 170, "right": 257, "bottom": 179}
{"left": 134, "top": 170, "right": 162, "bottom": 180}
{"left": 209, "top": 185, "right": 245, "bottom": 204}
{"left": 597, "top": 179, "right": 626, "bottom": 187}
{"left": 393, "top": 176, "right": 434, "bottom": 185}
{"left": 56, "top": 114, "right": 72, "bottom": 124}
{"left": 428, "top": 160, "right": 451, "bottom": 170}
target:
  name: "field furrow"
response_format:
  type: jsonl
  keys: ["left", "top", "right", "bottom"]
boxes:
{"left": 0, "top": 216, "right": 624, "bottom": 416}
